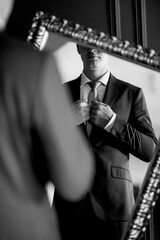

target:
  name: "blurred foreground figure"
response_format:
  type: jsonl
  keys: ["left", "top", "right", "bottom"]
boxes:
{"left": 0, "top": 1, "right": 94, "bottom": 240}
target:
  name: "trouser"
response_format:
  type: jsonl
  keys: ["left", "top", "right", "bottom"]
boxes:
{"left": 56, "top": 194, "right": 128, "bottom": 240}
{"left": 75, "top": 195, "right": 128, "bottom": 240}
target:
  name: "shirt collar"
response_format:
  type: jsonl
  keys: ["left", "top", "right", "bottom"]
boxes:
{"left": 80, "top": 70, "right": 110, "bottom": 88}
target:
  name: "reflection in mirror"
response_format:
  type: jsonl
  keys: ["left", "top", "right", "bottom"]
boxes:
{"left": 27, "top": 12, "right": 160, "bottom": 240}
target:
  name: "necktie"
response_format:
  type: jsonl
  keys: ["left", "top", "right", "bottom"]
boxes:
{"left": 88, "top": 81, "right": 100, "bottom": 104}
{"left": 87, "top": 81, "right": 100, "bottom": 135}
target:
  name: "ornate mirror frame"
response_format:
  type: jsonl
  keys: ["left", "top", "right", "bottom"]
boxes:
{"left": 27, "top": 11, "right": 160, "bottom": 240}
{"left": 27, "top": 11, "right": 160, "bottom": 72}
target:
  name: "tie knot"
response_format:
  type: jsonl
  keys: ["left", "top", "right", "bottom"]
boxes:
{"left": 87, "top": 81, "right": 101, "bottom": 104}
{"left": 89, "top": 81, "right": 99, "bottom": 89}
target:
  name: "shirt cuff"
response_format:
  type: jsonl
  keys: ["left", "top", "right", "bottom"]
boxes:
{"left": 104, "top": 113, "right": 116, "bottom": 132}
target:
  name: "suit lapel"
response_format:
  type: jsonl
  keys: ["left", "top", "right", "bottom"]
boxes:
{"left": 67, "top": 76, "right": 81, "bottom": 102}
{"left": 68, "top": 76, "right": 92, "bottom": 141}
{"left": 103, "top": 74, "right": 122, "bottom": 108}
{"left": 89, "top": 74, "right": 122, "bottom": 140}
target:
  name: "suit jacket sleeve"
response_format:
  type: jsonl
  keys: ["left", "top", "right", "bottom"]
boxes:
{"left": 111, "top": 88, "right": 157, "bottom": 162}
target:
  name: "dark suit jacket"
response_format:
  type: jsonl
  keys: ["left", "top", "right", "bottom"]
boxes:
{"left": 0, "top": 33, "right": 93, "bottom": 240}
{"left": 54, "top": 73, "right": 157, "bottom": 222}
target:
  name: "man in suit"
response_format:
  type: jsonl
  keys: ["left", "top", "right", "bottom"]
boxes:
{"left": 0, "top": 1, "right": 94, "bottom": 240}
{"left": 54, "top": 45, "right": 158, "bottom": 240}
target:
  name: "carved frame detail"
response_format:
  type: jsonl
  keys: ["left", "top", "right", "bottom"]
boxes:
{"left": 27, "top": 11, "right": 160, "bottom": 71}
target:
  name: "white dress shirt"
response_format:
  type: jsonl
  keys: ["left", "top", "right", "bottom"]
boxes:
{"left": 80, "top": 70, "right": 116, "bottom": 132}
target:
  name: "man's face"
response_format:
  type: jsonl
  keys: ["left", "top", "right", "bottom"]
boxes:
{"left": 77, "top": 45, "right": 108, "bottom": 71}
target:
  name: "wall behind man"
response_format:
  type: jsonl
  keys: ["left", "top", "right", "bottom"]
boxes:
{"left": 6, "top": 0, "right": 109, "bottom": 40}
{"left": 6, "top": 0, "right": 160, "bottom": 53}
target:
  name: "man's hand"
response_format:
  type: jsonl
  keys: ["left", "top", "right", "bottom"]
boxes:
{"left": 72, "top": 99, "right": 90, "bottom": 125}
{"left": 90, "top": 101, "right": 114, "bottom": 128}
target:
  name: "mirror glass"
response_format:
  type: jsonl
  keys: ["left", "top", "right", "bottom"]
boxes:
{"left": 27, "top": 12, "right": 160, "bottom": 239}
